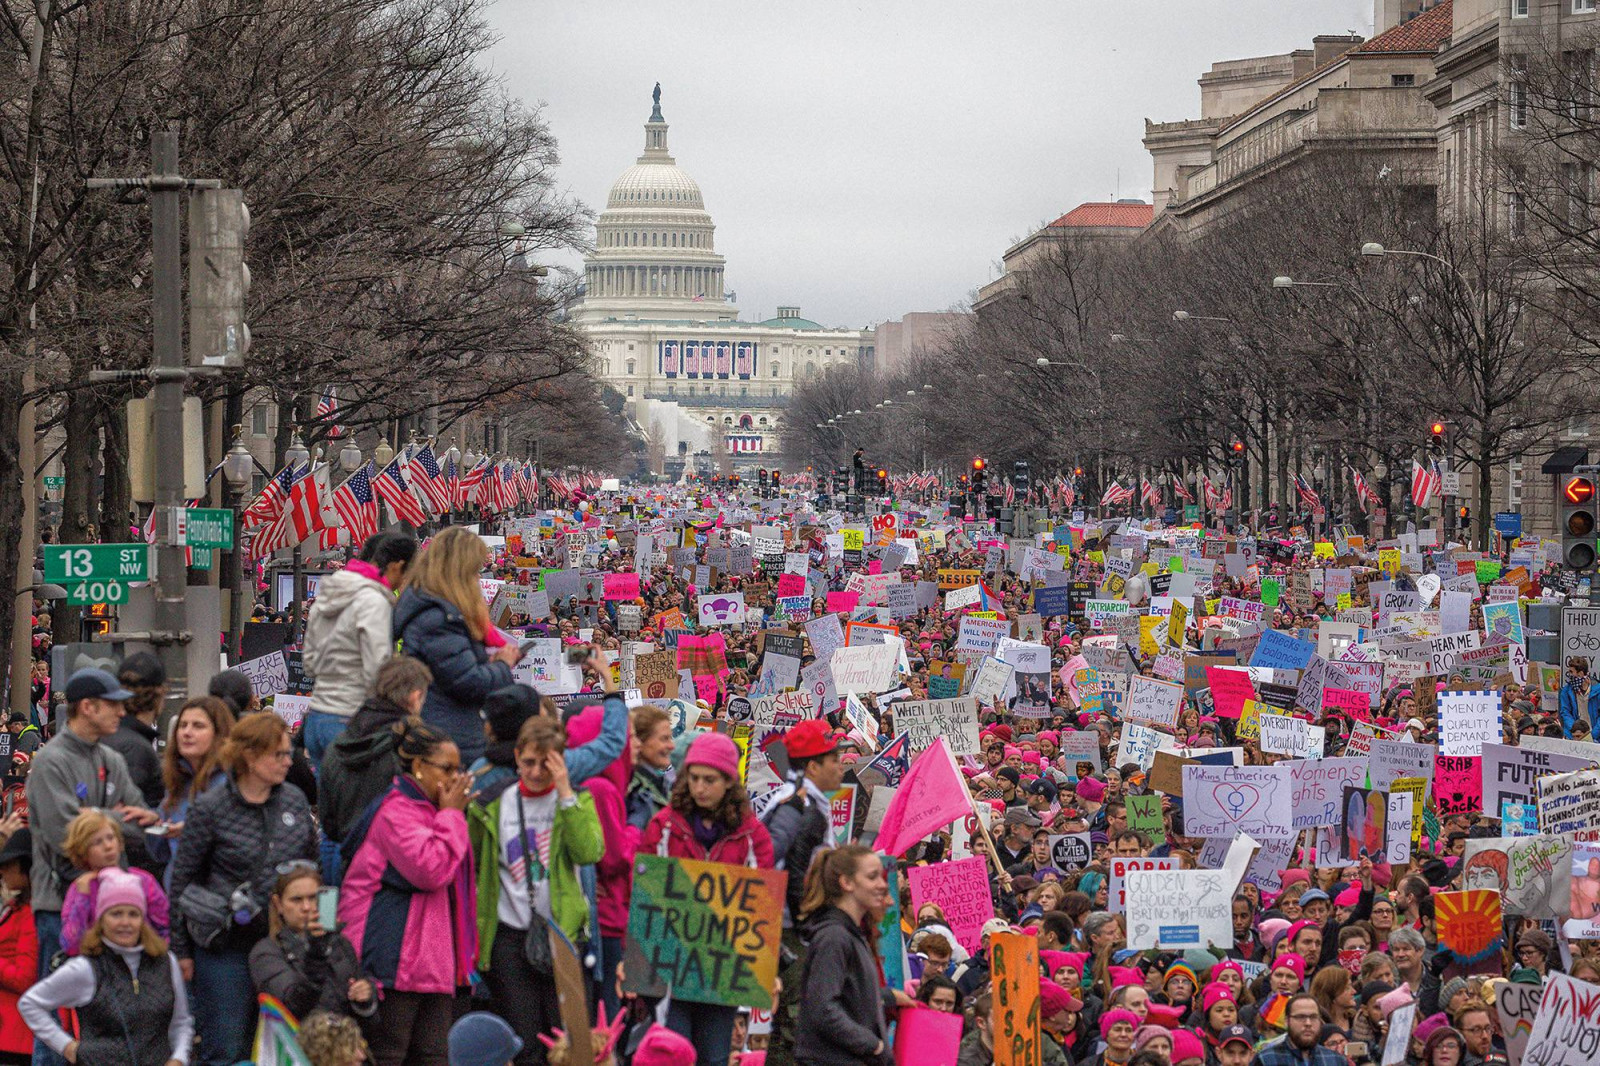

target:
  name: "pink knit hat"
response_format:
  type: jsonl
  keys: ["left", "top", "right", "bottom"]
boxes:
{"left": 1257, "top": 917, "right": 1292, "bottom": 948}
{"left": 1076, "top": 776, "right": 1107, "bottom": 803}
{"left": 1170, "top": 1029, "right": 1207, "bottom": 1065}
{"left": 1108, "top": 965, "right": 1146, "bottom": 989}
{"left": 1100, "top": 1009, "right": 1142, "bottom": 1039}
{"left": 684, "top": 732, "right": 741, "bottom": 779}
{"left": 1039, "top": 978, "right": 1083, "bottom": 1016}
{"left": 1210, "top": 959, "right": 1245, "bottom": 985}
{"left": 1335, "top": 885, "right": 1361, "bottom": 907}
{"left": 1202, "top": 982, "right": 1236, "bottom": 1014}
{"left": 1272, "top": 953, "right": 1307, "bottom": 986}
{"left": 94, "top": 868, "right": 147, "bottom": 923}
{"left": 632, "top": 1025, "right": 698, "bottom": 1066}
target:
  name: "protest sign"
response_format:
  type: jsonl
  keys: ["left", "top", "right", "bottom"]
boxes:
{"left": 1497, "top": 978, "right": 1542, "bottom": 1066}
{"left": 622, "top": 854, "right": 786, "bottom": 1008}
{"left": 1462, "top": 835, "right": 1574, "bottom": 919}
{"left": 909, "top": 856, "right": 994, "bottom": 956}
{"left": 1125, "top": 867, "right": 1233, "bottom": 949}
{"left": 1260, "top": 713, "right": 1316, "bottom": 757}
{"left": 1342, "top": 787, "right": 1390, "bottom": 863}
{"left": 1181, "top": 765, "right": 1293, "bottom": 839}
{"left": 1539, "top": 768, "right": 1600, "bottom": 836}
{"left": 697, "top": 592, "right": 747, "bottom": 626}
{"left": 893, "top": 1006, "right": 962, "bottom": 1066}
{"left": 1369, "top": 739, "right": 1434, "bottom": 790}
{"left": 878, "top": 856, "right": 908, "bottom": 993}
{"left": 990, "top": 931, "right": 1042, "bottom": 1066}
{"left": 270, "top": 693, "right": 310, "bottom": 728}
{"left": 1125, "top": 794, "right": 1165, "bottom": 844}
{"left": 1048, "top": 833, "right": 1092, "bottom": 870}
{"left": 1108, "top": 856, "right": 1176, "bottom": 913}
{"left": 1482, "top": 742, "right": 1600, "bottom": 814}
{"left": 1383, "top": 1003, "right": 1416, "bottom": 1066}
{"left": 1115, "top": 722, "right": 1162, "bottom": 772}
{"left": 829, "top": 644, "right": 899, "bottom": 695}
{"left": 1206, "top": 666, "right": 1257, "bottom": 719}
{"left": 1435, "top": 754, "right": 1483, "bottom": 817}
{"left": 1522, "top": 971, "right": 1600, "bottom": 1066}
{"left": 1386, "top": 790, "right": 1414, "bottom": 865}
{"left": 237, "top": 651, "right": 289, "bottom": 698}
{"left": 1289, "top": 757, "right": 1368, "bottom": 830}
{"left": 968, "top": 656, "right": 1015, "bottom": 708}
{"left": 1435, "top": 889, "right": 1504, "bottom": 965}
{"left": 891, "top": 696, "right": 982, "bottom": 756}
{"left": 1125, "top": 674, "right": 1183, "bottom": 728}
{"left": 1440, "top": 690, "right": 1504, "bottom": 757}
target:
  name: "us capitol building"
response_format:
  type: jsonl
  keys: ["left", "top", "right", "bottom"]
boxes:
{"left": 574, "top": 86, "right": 873, "bottom": 469}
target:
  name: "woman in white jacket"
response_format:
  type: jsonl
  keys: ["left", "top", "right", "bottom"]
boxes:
{"left": 20, "top": 870, "right": 192, "bottom": 1066}
{"left": 301, "top": 530, "right": 415, "bottom": 764}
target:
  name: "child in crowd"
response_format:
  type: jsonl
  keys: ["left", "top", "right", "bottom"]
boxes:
{"left": 59, "top": 809, "right": 169, "bottom": 955}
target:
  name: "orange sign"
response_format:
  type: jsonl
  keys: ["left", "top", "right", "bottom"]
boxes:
{"left": 991, "top": 930, "right": 1041, "bottom": 1066}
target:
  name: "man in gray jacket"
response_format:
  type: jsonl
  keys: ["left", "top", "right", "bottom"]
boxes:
{"left": 301, "top": 530, "right": 415, "bottom": 764}
{"left": 26, "top": 667, "right": 158, "bottom": 1066}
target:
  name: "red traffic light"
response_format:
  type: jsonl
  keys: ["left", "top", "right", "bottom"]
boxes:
{"left": 1565, "top": 476, "right": 1596, "bottom": 505}
{"left": 1430, "top": 421, "right": 1446, "bottom": 436}
{"left": 972, "top": 458, "right": 985, "bottom": 471}
{"left": 876, "top": 469, "right": 887, "bottom": 478}
{"left": 1072, "top": 467, "right": 1083, "bottom": 477}
{"left": 1230, "top": 440, "right": 1244, "bottom": 454}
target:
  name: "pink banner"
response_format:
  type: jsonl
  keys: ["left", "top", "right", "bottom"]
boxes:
{"left": 603, "top": 572, "right": 640, "bottom": 600}
{"left": 776, "top": 573, "right": 806, "bottom": 598}
{"left": 1434, "top": 753, "right": 1482, "bottom": 816}
{"left": 827, "top": 591, "right": 859, "bottom": 613}
{"left": 1206, "top": 666, "right": 1256, "bottom": 720}
{"left": 909, "top": 855, "right": 994, "bottom": 956}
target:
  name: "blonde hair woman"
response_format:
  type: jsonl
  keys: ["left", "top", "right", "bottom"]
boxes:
{"left": 394, "top": 527, "right": 520, "bottom": 763}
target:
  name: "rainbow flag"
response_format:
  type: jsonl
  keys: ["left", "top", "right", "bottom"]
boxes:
{"left": 251, "top": 994, "right": 312, "bottom": 1066}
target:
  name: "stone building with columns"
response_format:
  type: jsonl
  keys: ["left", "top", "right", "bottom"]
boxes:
{"left": 574, "top": 88, "right": 873, "bottom": 468}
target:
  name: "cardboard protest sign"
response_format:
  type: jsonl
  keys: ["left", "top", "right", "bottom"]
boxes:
{"left": 1435, "top": 754, "right": 1484, "bottom": 817}
{"left": 890, "top": 696, "right": 982, "bottom": 756}
{"left": 894, "top": 1005, "right": 962, "bottom": 1066}
{"left": 829, "top": 643, "right": 899, "bottom": 695}
{"left": 1125, "top": 867, "right": 1233, "bottom": 949}
{"left": 237, "top": 651, "right": 290, "bottom": 698}
{"left": 1440, "top": 690, "right": 1503, "bottom": 757}
{"left": 1462, "top": 835, "right": 1574, "bottom": 919}
{"left": 1539, "top": 767, "right": 1600, "bottom": 836}
{"left": 622, "top": 855, "right": 786, "bottom": 1009}
{"left": 1522, "top": 971, "right": 1600, "bottom": 1066}
{"left": 909, "top": 856, "right": 994, "bottom": 956}
{"left": 990, "top": 931, "right": 1042, "bottom": 1066}
{"left": 1497, "top": 978, "right": 1542, "bottom": 1066}
{"left": 1126, "top": 794, "right": 1165, "bottom": 844}
{"left": 1341, "top": 787, "right": 1390, "bottom": 863}
{"left": 1482, "top": 742, "right": 1599, "bottom": 814}
{"left": 1288, "top": 757, "right": 1368, "bottom": 831}
{"left": 1181, "top": 765, "right": 1293, "bottom": 839}
{"left": 1108, "top": 856, "right": 1176, "bottom": 913}
{"left": 1125, "top": 674, "right": 1183, "bottom": 729}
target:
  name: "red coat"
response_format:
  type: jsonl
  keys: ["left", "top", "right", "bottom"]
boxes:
{"left": 0, "top": 902, "right": 37, "bottom": 1055}
{"left": 637, "top": 805, "right": 775, "bottom": 869}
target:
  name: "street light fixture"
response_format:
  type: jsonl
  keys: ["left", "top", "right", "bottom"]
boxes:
{"left": 445, "top": 438, "right": 461, "bottom": 468}
{"left": 338, "top": 438, "right": 363, "bottom": 473}
{"left": 373, "top": 438, "right": 394, "bottom": 470}
{"left": 222, "top": 425, "right": 254, "bottom": 491}
{"left": 1361, "top": 242, "right": 1386, "bottom": 257}
{"left": 1173, "top": 310, "right": 1232, "bottom": 323}
{"left": 284, "top": 431, "right": 310, "bottom": 468}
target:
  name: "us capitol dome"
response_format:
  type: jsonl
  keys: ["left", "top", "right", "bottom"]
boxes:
{"left": 576, "top": 86, "right": 873, "bottom": 471}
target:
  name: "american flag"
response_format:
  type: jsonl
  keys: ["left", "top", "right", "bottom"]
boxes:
{"left": 315, "top": 387, "right": 344, "bottom": 439}
{"left": 1293, "top": 473, "right": 1322, "bottom": 509}
{"left": 442, "top": 454, "right": 462, "bottom": 511}
{"left": 373, "top": 455, "right": 427, "bottom": 527}
{"left": 1003, "top": 480, "right": 1015, "bottom": 505}
{"left": 241, "top": 464, "right": 299, "bottom": 531}
{"left": 458, "top": 459, "right": 490, "bottom": 506}
{"left": 1351, "top": 467, "right": 1382, "bottom": 510}
{"left": 1171, "top": 475, "right": 1195, "bottom": 503}
{"left": 1139, "top": 476, "right": 1160, "bottom": 508}
{"left": 331, "top": 462, "right": 379, "bottom": 546}
{"left": 1100, "top": 480, "right": 1133, "bottom": 508}
{"left": 406, "top": 444, "right": 453, "bottom": 516}
{"left": 1219, "top": 486, "right": 1233, "bottom": 511}
{"left": 1410, "top": 459, "right": 1442, "bottom": 508}
{"left": 1203, "top": 476, "right": 1222, "bottom": 508}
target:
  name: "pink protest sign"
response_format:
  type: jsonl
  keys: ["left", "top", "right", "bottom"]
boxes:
{"left": 1433, "top": 753, "right": 1482, "bottom": 816}
{"left": 868, "top": 560, "right": 883, "bottom": 575}
{"left": 776, "top": 573, "right": 806, "bottom": 598}
{"left": 1322, "top": 686, "right": 1373, "bottom": 720}
{"left": 1206, "top": 666, "right": 1256, "bottom": 720}
{"left": 603, "top": 572, "right": 640, "bottom": 600}
{"left": 894, "top": 1005, "right": 963, "bottom": 1065}
{"left": 827, "top": 591, "right": 859, "bottom": 614}
{"left": 908, "top": 855, "right": 994, "bottom": 956}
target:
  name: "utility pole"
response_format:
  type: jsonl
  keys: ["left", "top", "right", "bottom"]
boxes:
{"left": 86, "top": 130, "right": 226, "bottom": 718}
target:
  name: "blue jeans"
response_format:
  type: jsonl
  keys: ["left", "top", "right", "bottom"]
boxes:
{"left": 664, "top": 999, "right": 738, "bottom": 1066}
{"left": 301, "top": 710, "right": 348, "bottom": 766}
{"left": 192, "top": 945, "right": 256, "bottom": 1066}
{"left": 32, "top": 911, "right": 64, "bottom": 1066}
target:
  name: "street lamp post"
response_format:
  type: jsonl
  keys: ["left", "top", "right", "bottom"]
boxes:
{"left": 221, "top": 426, "right": 255, "bottom": 662}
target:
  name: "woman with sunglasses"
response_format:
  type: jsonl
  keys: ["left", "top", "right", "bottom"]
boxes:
{"left": 249, "top": 862, "right": 374, "bottom": 1028}
{"left": 168, "top": 712, "right": 318, "bottom": 1066}
{"left": 339, "top": 720, "right": 474, "bottom": 1066}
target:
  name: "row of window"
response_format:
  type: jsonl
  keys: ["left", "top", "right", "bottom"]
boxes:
{"left": 586, "top": 264, "right": 722, "bottom": 298}
{"left": 599, "top": 229, "right": 709, "bottom": 249}
{"left": 613, "top": 187, "right": 695, "bottom": 204}
{"left": 619, "top": 359, "right": 822, "bottom": 379}
{"left": 1512, "top": 0, "right": 1594, "bottom": 15}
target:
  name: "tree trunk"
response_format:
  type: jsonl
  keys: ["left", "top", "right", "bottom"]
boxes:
{"left": 0, "top": 367, "right": 24, "bottom": 709}
{"left": 101, "top": 398, "right": 131, "bottom": 541}
{"left": 52, "top": 387, "right": 101, "bottom": 649}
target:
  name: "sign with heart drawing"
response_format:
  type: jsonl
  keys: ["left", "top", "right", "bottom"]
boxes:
{"left": 1181, "top": 764, "right": 1294, "bottom": 840}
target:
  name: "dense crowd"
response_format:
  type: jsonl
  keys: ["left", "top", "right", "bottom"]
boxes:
{"left": 0, "top": 482, "right": 1592, "bottom": 1066}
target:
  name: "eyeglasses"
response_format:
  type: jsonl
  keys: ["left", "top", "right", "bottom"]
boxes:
{"left": 418, "top": 758, "right": 462, "bottom": 774}
{"left": 275, "top": 860, "right": 317, "bottom": 876}
{"left": 1462, "top": 1025, "right": 1493, "bottom": 1034}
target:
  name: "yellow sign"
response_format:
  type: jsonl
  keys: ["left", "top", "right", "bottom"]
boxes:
{"left": 1336, "top": 592, "right": 1353, "bottom": 610}
{"left": 938, "top": 568, "right": 981, "bottom": 590}
{"left": 1168, "top": 601, "right": 1189, "bottom": 646}
{"left": 842, "top": 529, "right": 865, "bottom": 551}
{"left": 1378, "top": 548, "right": 1402, "bottom": 577}
{"left": 1238, "top": 699, "right": 1264, "bottom": 741}
{"left": 1139, "top": 616, "right": 1163, "bottom": 657}
{"left": 1313, "top": 542, "right": 1336, "bottom": 561}
{"left": 968, "top": 611, "right": 1000, "bottom": 621}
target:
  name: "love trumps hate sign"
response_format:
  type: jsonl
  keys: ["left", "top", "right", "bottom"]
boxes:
{"left": 623, "top": 855, "right": 787, "bottom": 1009}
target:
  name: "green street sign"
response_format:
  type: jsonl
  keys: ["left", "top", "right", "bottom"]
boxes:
{"left": 1184, "top": 504, "right": 1201, "bottom": 522}
{"left": 65, "top": 578, "right": 129, "bottom": 606}
{"left": 43, "top": 544, "right": 150, "bottom": 584}
{"left": 43, "top": 477, "right": 64, "bottom": 489}
{"left": 189, "top": 547, "right": 214, "bottom": 571}
{"left": 184, "top": 508, "right": 234, "bottom": 549}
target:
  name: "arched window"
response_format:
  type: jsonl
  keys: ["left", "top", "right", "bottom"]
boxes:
{"left": 723, "top": 416, "right": 734, "bottom": 425}
{"left": 758, "top": 417, "right": 768, "bottom": 426}
{"left": 806, "top": 361, "right": 817, "bottom": 379}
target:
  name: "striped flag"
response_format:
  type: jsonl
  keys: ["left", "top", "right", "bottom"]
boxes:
{"left": 1293, "top": 473, "right": 1322, "bottom": 509}
{"left": 406, "top": 445, "right": 454, "bottom": 516}
{"left": 1351, "top": 468, "right": 1382, "bottom": 510}
{"left": 1171, "top": 475, "right": 1194, "bottom": 503}
{"left": 373, "top": 455, "right": 427, "bottom": 527}
{"left": 330, "top": 463, "right": 379, "bottom": 546}
{"left": 1140, "top": 476, "right": 1160, "bottom": 508}
{"left": 1100, "top": 480, "right": 1133, "bottom": 508}
{"left": 458, "top": 459, "right": 490, "bottom": 505}
{"left": 241, "top": 464, "right": 298, "bottom": 531}
{"left": 1410, "top": 459, "right": 1442, "bottom": 508}
{"left": 315, "top": 387, "right": 344, "bottom": 439}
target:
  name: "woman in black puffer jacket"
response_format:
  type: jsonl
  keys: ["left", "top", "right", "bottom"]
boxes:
{"left": 392, "top": 527, "right": 519, "bottom": 765}
{"left": 168, "top": 713, "right": 317, "bottom": 1066}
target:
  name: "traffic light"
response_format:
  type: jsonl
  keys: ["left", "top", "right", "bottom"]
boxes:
{"left": 1429, "top": 421, "right": 1447, "bottom": 452}
{"left": 771, "top": 470, "right": 781, "bottom": 493}
{"left": 1562, "top": 474, "right": 1598, "bottom": 569}
{"left": 1012, "top": 459, "right": 1031, "bottom": 494}
{"left": 972, "top": 457, "right": 987, "bottom": 494}
{"left": 190, "top": 188, "right": 250, "bottom": 368}
{"left": 876, "top": 468, "right": 888, "bottom": 495}
{"left": 1229, "top": 440, "right": 1245, "bottom": 466}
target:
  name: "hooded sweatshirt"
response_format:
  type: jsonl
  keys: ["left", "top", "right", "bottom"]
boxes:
{"left": 302, "top": 563, "right": 396, "bottom": 720}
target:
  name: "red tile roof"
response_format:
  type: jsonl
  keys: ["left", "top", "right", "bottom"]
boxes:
{"left": 1353, "top": 0, "right": 1452, "bottom": 53}
{"left": 1047, "top": 202, "right": 1155, "bottom": 229}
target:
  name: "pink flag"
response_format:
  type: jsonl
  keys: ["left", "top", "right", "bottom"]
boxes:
{"left": 875, "top": 738, "right": 972, "bottom": 857}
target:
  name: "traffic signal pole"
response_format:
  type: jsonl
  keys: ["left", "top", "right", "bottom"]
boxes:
{"left": 86, "top": 130, "right": 224, "bottom": 718}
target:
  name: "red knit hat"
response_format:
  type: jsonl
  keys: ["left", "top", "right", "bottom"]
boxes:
{"left": 784, "top": 719, "right": 842, "bottom": 760}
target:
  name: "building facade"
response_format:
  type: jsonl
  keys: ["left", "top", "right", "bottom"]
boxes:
{"left": 575, "top": 89, "right": 873, "bottom": 466}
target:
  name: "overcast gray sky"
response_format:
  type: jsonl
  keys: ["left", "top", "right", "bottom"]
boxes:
{"left": 484, "top": 0, "right": 1373, "bottom": 329}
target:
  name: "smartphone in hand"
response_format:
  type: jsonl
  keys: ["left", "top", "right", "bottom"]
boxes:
{"left": 317, "top": 886, "right": 339, "bottom": 931}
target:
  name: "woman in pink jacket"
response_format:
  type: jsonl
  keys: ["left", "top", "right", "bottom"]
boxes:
{"left": 338, "top": 721, "right": 475, "bottom": 1066}
{"left": 637, "top": 732, "right": 774, "bottom": 1066}
{"left": 564, "top": 705, "right": 636, "bottom": 1017}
